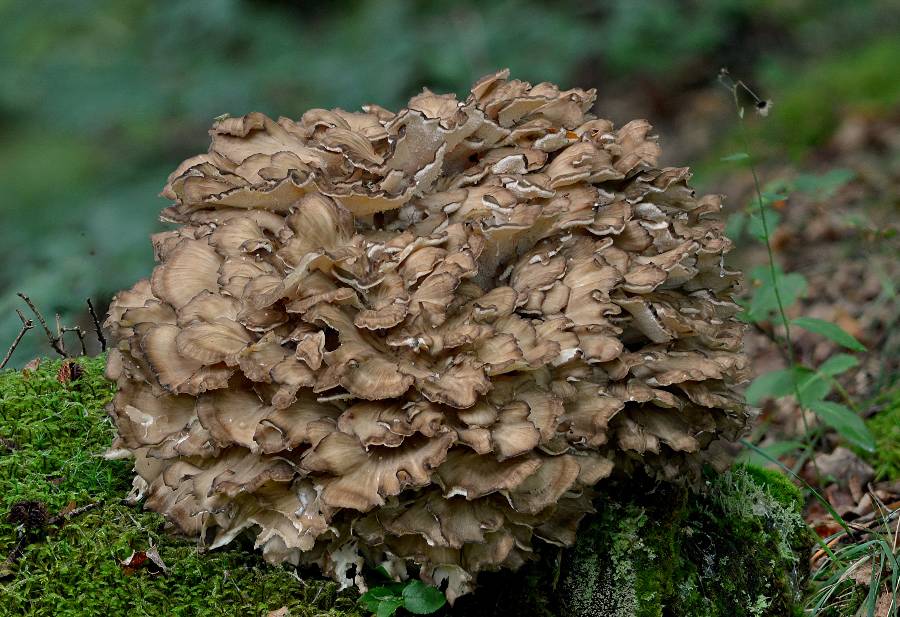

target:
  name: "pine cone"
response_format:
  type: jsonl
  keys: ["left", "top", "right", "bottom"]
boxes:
{"left": 105, "top": 70, "right": 748, "bottom": 603}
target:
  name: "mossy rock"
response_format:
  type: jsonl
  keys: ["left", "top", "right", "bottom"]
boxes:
{"left": 0, "top": 357, "right": 813, "bottom": 616}
{"left": 451, "top": 466, "right": 813, "bottom": 617}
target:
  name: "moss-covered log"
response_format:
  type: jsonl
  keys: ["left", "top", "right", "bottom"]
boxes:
{"left": 0, "top": 357, "right": 811, "bottom": 616}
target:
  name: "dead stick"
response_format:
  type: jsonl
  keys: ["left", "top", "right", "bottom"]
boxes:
{"left": 86, "top": 298, "right": 107, "bottom": 351}
{"left": 55, "top": 314, "right": 66, "bottom": 356}
{"left": 62, "top": 326, "right": 87, "bottom": 356}
{"left": 48, "top": 502, "right": 101, "bottom": 526}
{"left": 16, "top": 293, "right": 65, "bottom": 357}
{"left": 0, "top": 310, "right": 34, "bottom": 370}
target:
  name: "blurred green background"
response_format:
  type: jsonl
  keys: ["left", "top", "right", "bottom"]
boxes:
{"left": 1, "top": 0, "right": 898, "bottom": 366}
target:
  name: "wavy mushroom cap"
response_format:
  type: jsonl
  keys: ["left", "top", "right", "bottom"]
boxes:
{"left": 106, "top": 70, "right": 748, "bottom": 603}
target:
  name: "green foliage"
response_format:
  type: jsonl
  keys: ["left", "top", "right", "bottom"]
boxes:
{"left": 726, "top": 170, "right": 855, "bottom": 249}
{"left": 791, "top": 318, "right": 866, "bottom": 353}
{"left": 359, "top": 579, "right": 446, "bottom": 616}
{"left": 746, "top": 358, "right": 875, "bottom": 452}
{"left": 739, "top": 265, "right": 807, "bottom": 323}
{"left": 862, "top": 387, "right": 900, "bottom": 481}
{"left": 746, "top": 367, "right": 801, "bottom": 406}
{"left": 0, "top": 357, "right": 362, "bottom": 617}
{"left": 805, "top": 400, "right": 874, "bottom": 453}
{"left": 0, "top": 357, "right": 122, "bottom": 522}
{"left": 720, "top": 112, "right": 872, "bottom": 453}
{"left": 816, "top": 354, "right": 859, "bottom": 377}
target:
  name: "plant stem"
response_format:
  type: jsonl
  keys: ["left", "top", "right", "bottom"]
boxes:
{"left": 723, "top": 74, "right": 824, "bottom": 485}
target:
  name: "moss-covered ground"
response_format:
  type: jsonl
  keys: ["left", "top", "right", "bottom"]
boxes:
{"left": 863, "top": 385, "right": 900, "bottom": 482}
{"left": 0, "top": 356, "right": 362, "bottom": 617}
{"left": 1, "top": 357, "right": 814, "bottom": 616}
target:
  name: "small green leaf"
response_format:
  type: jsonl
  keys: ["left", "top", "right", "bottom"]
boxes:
{"left": 361, "top": 587, "right": 403, "bottom": 611}
{"left": 817, "top": 353, "right": 859, "bottom": 377}
{"left": 744, "top": 266, "right": 807, "bottom": 322}
{"left": 792, "top": 169, "right": 855, "bottom": 199}
{"left": 402, "top": 580, "right": 447, "bottom": 615}
{"left": 746, "top": 369, "right": 795, "bottom": 406}
{"left": 748, "top": 208, "right": 782, "bottom": 242}
{"left": 750, "top": 190, "right": 788, "bottom": 209}
{"left": 746, "top": 366, "right": 836, "bottom": 407}
{"left": 795, "top": 369, "right": 831, "bottom": 407}
{"left": 374, "top": 565, "right": 392, "bottom": 579}
{"left": 721, "top": 152, "right": 750, "bottom": 162}
{"left": 806, "top": 400, "right": 876, "bottom": 452}
{"left": 791, "top": 317, "right": 866, "bottom": 352}
{"left": 376, "top": 598, "right": 405, "bottom": 617}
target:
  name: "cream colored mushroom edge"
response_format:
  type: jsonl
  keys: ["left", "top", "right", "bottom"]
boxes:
{"left": 104, "top": 70, "right": 749, "bottom": 604}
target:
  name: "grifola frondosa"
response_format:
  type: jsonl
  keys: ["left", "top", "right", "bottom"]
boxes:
{"left": 105, "top": 70, "right": 748, "bottom": 602}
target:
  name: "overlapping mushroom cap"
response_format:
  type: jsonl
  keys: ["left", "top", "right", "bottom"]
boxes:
{"left": 105, "top": 70, "right": 748, "bottom": 603}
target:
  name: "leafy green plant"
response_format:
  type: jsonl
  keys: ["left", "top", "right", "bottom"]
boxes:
{"left": 719, "top": 71, "right": 897, "bottom": 617}
{"left": 359, "top": 574, "right": 446, "bottom": 617}
{"left": 719, "top": 70, "right": 874, "bottom": 459}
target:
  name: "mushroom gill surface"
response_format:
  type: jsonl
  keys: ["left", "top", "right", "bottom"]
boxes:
{"left": 105, "top": 70, "right": 748, "bottom": 603}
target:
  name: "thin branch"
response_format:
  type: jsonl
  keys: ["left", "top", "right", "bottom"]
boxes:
{"left": 47, "top": 502, "right": 101, "bottom": 527}
{"left": 61, "top": 326, "right": 87, "bottom": 356}
{"left": 55, "top": 313, "right": 66, "bottom": 356}
{"left": 0, "top": 310, "right": 34, "bottom": 370}
{"left": 86, "top": 298, "right": 107, "bottom": 351}
{"left": 16, "top": 292, "right": 66, "bottom": 357}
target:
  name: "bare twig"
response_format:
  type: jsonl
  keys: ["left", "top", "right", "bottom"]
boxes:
{"left": 47, "top": 502, "right": 101, "bottom": 526}
{"left": 16, "top": 292, "right": 66, "bottom": 357}
{"left": 0, "top": 310, "right": 34, "bottom": 370}
{"left": 61, "top": 326, "right": 87, "bottom": 356}
{"left": 55, "top": 313, "right": 66, "bottom": 356}
{"left": 86, "top": 298, "right": 107, "bottom": 351}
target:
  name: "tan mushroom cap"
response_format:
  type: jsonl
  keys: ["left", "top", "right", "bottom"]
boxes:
{"left": 106, "top": 70, "right": 748, "bottom": 602}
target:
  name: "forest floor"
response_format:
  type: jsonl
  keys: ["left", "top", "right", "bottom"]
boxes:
{"left": 703, "top": 107, "right": 900, "bottom": 615}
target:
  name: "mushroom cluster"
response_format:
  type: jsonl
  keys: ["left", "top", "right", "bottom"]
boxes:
{"left": 105, "top": 70, "right": 748, "bottom": 602}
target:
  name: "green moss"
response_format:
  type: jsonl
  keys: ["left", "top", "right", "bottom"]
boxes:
{"left": 737, "top": 464, "right": 805, "bottom": 512}
{"left": 0, "top": 359, "right": 814, "bottom": 616}
{"left": 557, "top": 499, "right": 685, "bottom": 617}
{"left": 554, "top": 468, "right": 813, "bottom": 617}
{"left": 863, "top": 385, "right": 900, "bottom": 481}
{"left": 0, "top": 357, "right": 362, "bottom": 617}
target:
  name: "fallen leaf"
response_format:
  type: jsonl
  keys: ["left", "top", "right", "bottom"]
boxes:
{"left": 121, "top": 547, "right": 167, "bottom": 576}
{"left": 814, "top": 447, "right": 874, "bottom": 488}
{"left": 145, "top": 546, "right": 169, "bottom": 575}
{"left": 121, "top": 550, "right": 148, "bottom": 575}
{"left": 22, "top": 358, "right": 41, "bottom": 377}
{"left": 875, "top": 588, "right": 895, "bottom": 617}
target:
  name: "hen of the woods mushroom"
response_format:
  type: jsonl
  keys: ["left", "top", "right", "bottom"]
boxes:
{"left": 104, "top": 70, "right": 749, "bottom": 603}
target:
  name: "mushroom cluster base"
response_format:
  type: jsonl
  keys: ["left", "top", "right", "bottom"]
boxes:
{"left": 105, "top": 70, "right": 748, "bottom": 602}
